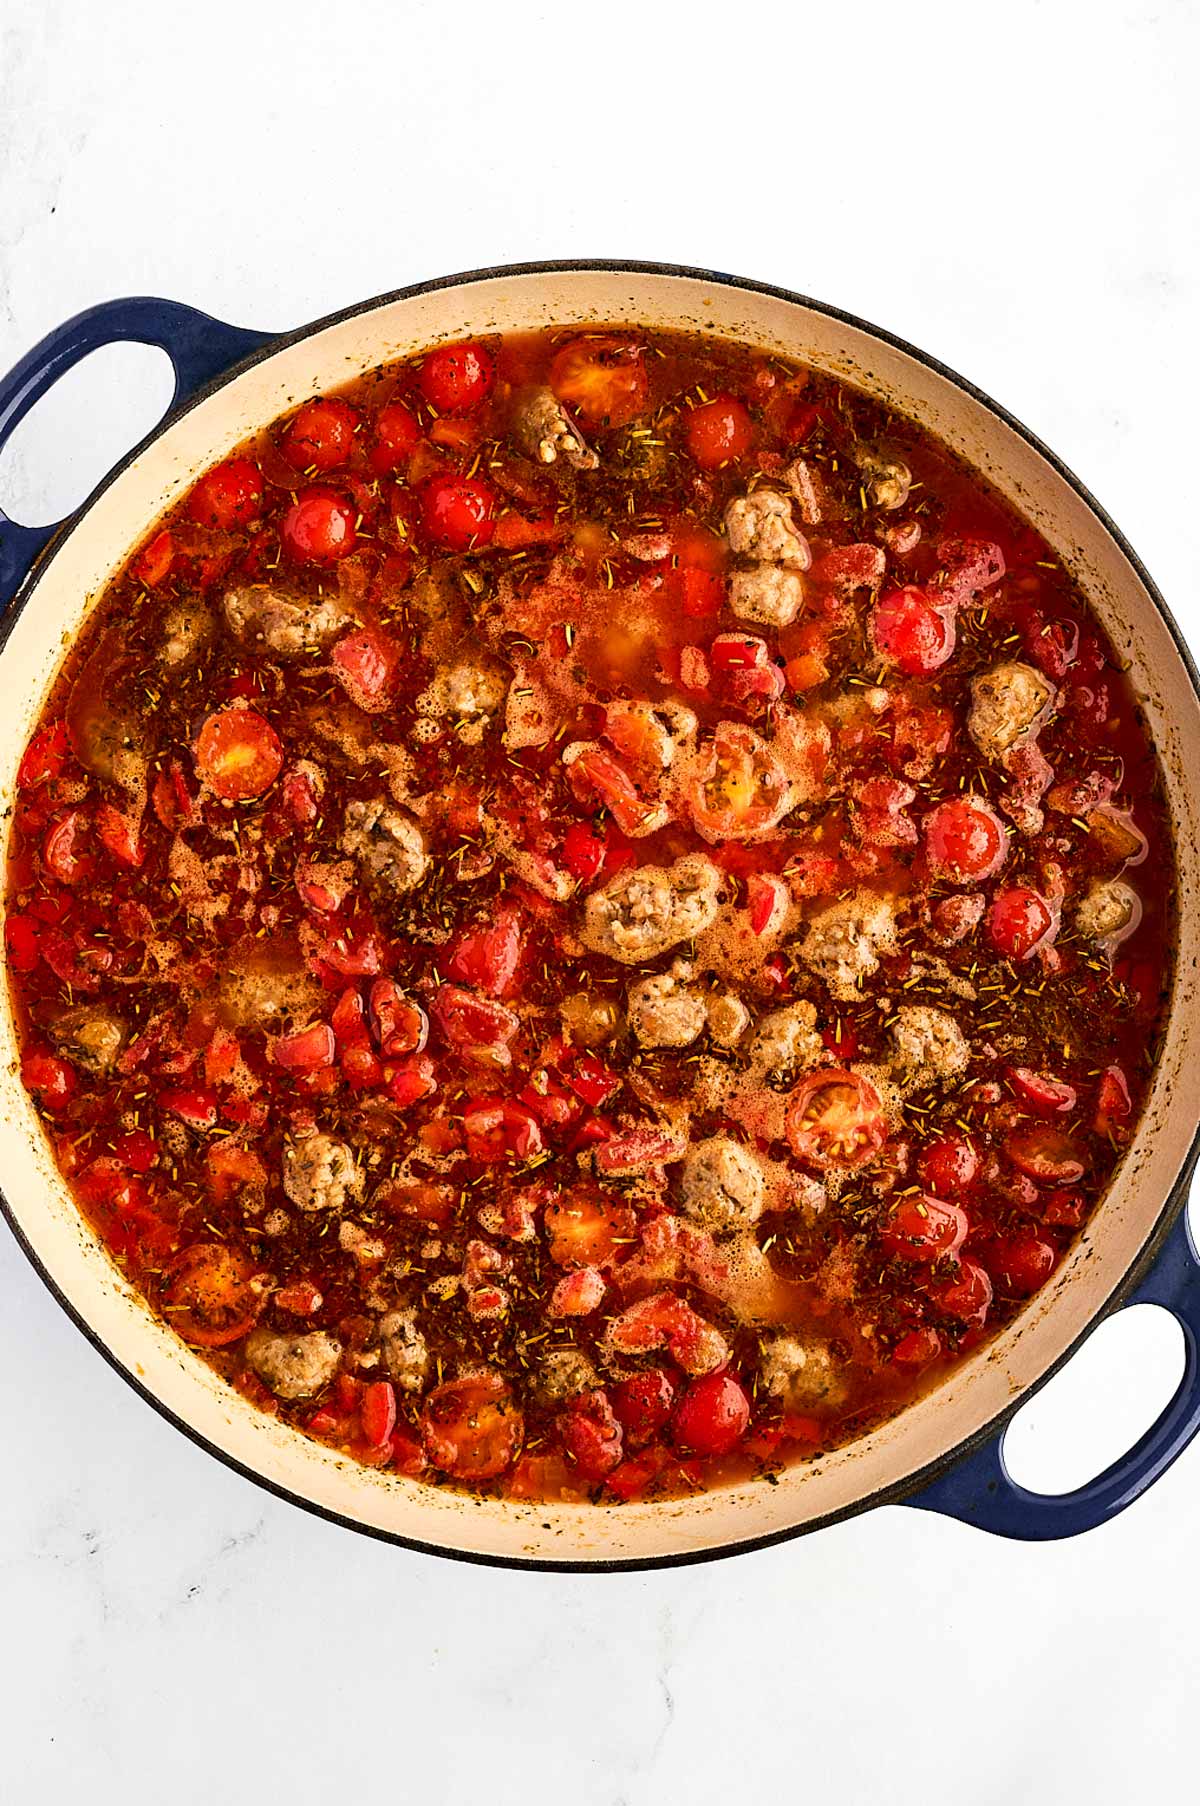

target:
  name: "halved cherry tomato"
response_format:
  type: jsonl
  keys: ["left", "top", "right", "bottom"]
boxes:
{"left": 881, "top": 1194, "right": 969, "bottom": 1262}
{"left": 569, "top": 746, "right": 661, "bottom": 837}
{"left": 206, "top": 1142, "right": 267, "bottom": 1205}
{"left": 281, "top": 485, "right": 358, "bottom": 562}
{"left": 420, "top": 1372, "right": 522, "bottom": 1479}
{"left": 1008, "top": 1067, "right": 1077, "bottom": 1117}
{"left": 684, "top": 394, "right": 753, "bottom": 469}
{"left": 544, "top": 1191, "right": 633, "bottom": 1267}
{"left": 870, "top": 587, "right": 954, "bottom": 675}
{"left": 1005, "top": 1125, "right": 1087, "bottom": 1184}
{"left": 565, "top": 1054, "right": 621, "bottom": 1108}
{"left": 671, "top": 1372, "right": 750, "bottom": 1456}
{"left": 549, "top": 336, "right": 648, "bottom": 429}
{"left": 160, "top": 1086, "right": 219, "bottom": 1130}
{"left": 420, "top": 473, "right": 496, "bottom": 550}
{"left": 281, "top": 398, "right": 359, "bottom": 471}
{"left": 132, "top": 528, "right": 175, "bottom": 587}
{"left": 988, "top": 887, "right": 1054, "bottom": 960}
{"left": 923, "top": 796, "right": 1007, "bottom": 883}
{"left": 419, "top": 342, "right": 495, "bottom": 413}
{"left": 689, "top": 722, "right": 792, "bottom": 842}
{"left": 163, "top": 1242, "right": 263, "bottom": 1346}
{"left": 195, "top": 705, "right": 282, "bottom": 800}
{"left": 187, "top": 457, "right": 263, "bottom": 530}
{"left": 785, "top": 1068, "right": 888, "bottom": 1169}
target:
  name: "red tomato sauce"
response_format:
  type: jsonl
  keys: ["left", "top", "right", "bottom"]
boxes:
{"left": 4, "top": 328, "right": 1175, "bottom": 1503}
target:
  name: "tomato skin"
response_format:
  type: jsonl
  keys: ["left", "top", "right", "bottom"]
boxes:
{"left": 420, "top": 473, "right": 496, "bottom": 550}
{"left": 917, "top": 1134, "right": 980, "bottom": 1196}
{"left": 419, "top": 342, "right": 495, "bottom": 413}
{"left": 671, "top": 1372, "right": 751, "bottom": 1456}
{"left": 187, "top": 457, "right": 263, "bottom": 530}
{"left": 785, "top": 1068, "right": 888, "bottom": 1169}
{"left": 881, "top": 1194, "right": 969, "bottom": 1262}
{"left": 195, "top": 706, "right": 283, "bottom": 801}
{"left": 281, "top": 485, "right": 358, "bottom": 563}
{"left": 281, "top": 397, "right": 359, "bottom": 472}
{"left": 871, "top": 587, "right": 954, "bottom": 675}
{"left": 549, "top": 336, "right": 649, "bottom": 428}
{"left": 988, "top": 887, "right": 1054, "bottom": 960}
{"left": 684, "top": 394, "right": 753, "bottom": 470}
{"left": 923, "top": 796, "right": 1007, "bottom": 883}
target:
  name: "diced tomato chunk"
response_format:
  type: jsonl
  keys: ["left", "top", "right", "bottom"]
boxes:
{"left": 331, "top": 628, "right": 400, "bottom": 711}
{"left": 5, "top": 914, "right": 41, "bottom": 973}
{"left": 161, "top": 1086, "right": 219, "bottom": 1130}
{"left": 892, "top": 1327, "right": 943, "bottom": 1368}
{"left": 96, "top": 803, "right": 146, "bottom": 870}
{"left": 561, "top": 820, "right": 606, "bottom": 885}
{"left": 1095, "top": 1065, "right": 1133, "bottom": 1140}
{"left": 871, "top": 587, "right": 954, "bottom": 675}
{"left": 43, "top": 810, "right": 94, "bottom": 886}
{"left": 446, "top": 910, "right": 522, "bottom": 998}
{"left": 274, "top": 1022, "right": 336, "bottom": 1071}
{"left": 463, "top": 1098, "right": 543, "bottom": 1163}
{"left": 387, "top": 1053, "right": 438, "bottom": 1107}
{"left": 610, "top": 1368, "right": 676, "bottom": 1450}
{"left": 558, "top": 1389, "right": 624, "bottom": 1480}
{"left": 132, "top": 529, "right": 175, "bottom": 587}
{"left": 368, "top": 979, "right": 429, "bottom": 1055}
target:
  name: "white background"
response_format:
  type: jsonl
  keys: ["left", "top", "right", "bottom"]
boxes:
{"left": 2, "top": 2, "right": 1198, "bottom": 1800}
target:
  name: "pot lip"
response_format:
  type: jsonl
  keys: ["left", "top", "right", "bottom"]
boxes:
{"left": 2, "top": 255, "right": 1199, "bottom": 1571}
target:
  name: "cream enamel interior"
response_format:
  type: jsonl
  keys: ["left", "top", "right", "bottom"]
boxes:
{"left": 1, "top": 265, "right": 1197, "bottom": 1565}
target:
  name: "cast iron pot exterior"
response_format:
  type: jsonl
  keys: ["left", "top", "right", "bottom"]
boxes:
{"left": 1, "top": 263, "right": 1199, "bottom": 1570}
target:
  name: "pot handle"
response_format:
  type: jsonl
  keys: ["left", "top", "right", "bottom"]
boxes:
{"left": 904, "top": 1192, "right": 1200, "bottom": 1540}
{"left": 0, "top": 297, "right": 275, "bottom": 611}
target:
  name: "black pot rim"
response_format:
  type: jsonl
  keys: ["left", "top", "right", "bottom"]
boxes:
{"left": 3, "top": 256, "right": 1198, "bottom": 1573}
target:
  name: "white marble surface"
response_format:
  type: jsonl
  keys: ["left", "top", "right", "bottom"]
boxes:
{"left": 2, "top": 1, "right": 1200, "bottom": 1799}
